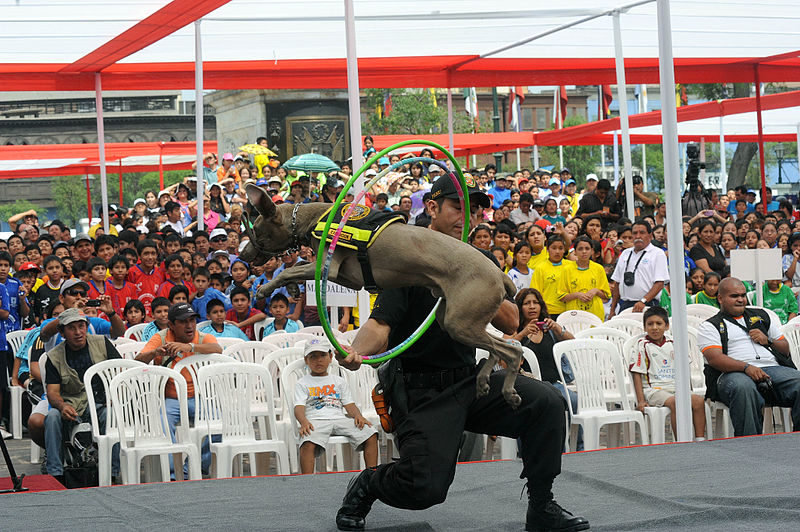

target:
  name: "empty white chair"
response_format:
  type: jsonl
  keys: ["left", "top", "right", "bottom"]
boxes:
{"left": 214, "top": 337, "right": 246, "bottom": 349}
{"left": 684, "top": 315, "right": 706, "bottom": 330}
{"left": 686, "top": 303, "right": 719, "bottom": 321}
{"left": 554, "top": 339, "right": 649, "bottom": 451}
{"left": 196, "top": 320, "right": 211, "bottom": 330}
{"left": 173, "top": 354, "right": 234, "bottom": 467}
{"left": 603, "top": 318, "right": 644, "bottom": 338}
{"left": 6, "top": 330, "right": 29, "bottom": 439}
{"left": 223, "top": 341, "right": 275, "bottom": 365}
{"left": 262, "top": 332, "right": 318, "bottom": 349}
{"left": 83, "top": 358, "right": 144, "bottom": 486}
{"left": 781, "top": 321, "right": 800, "bottom": 368}
{"left": 114, "top": 341, "right": 146, "bottom": 360}
{"left": 110, "top": 366, "right": 201, "bottom": 484}
{"left": 261, "top": 346, "right": 305, "bottom": 472}
{"left": 556, "top": 310, "right": 602, "bottom": 336}
{"left": 575, "top": 327, "right": 635, "bottom": 406}
{"left": 197, "top": 362, "right": 289, "bottom": 477}
{"left": 124, "top": 323, "right": 148, "bottom": 341}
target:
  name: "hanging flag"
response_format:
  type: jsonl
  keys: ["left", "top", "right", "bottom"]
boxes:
{"left": 675, "top": 84, "right": 688, "bottom": 107}
{"left": 599, "top": 85, "right": 613, "bottom": 119}
{"left": 559, "top": 86, "right": 568, "bottom": 126}
{"left": 508, "top": 86, "right": 525, "bottom": 132}
{"left": 464, "top": 88, "right": 479, "bottom": 130}
{"left": 383, "top": 91, "right": 393, "bottom": 117}
{"left": 429, "top": 88, "right": 438, "bottom": 108}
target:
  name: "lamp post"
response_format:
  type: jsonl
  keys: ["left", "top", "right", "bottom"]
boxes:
{"left": 774, "top": 144, "right": 786, "bottom": 184}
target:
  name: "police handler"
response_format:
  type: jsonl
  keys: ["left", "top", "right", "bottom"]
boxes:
{"left": 335, "top": 175, "right": 589, "bottom": 531}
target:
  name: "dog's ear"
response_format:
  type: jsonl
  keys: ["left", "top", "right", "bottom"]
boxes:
{"left": 246, "top": 184, "right": 277, "bottom": 220}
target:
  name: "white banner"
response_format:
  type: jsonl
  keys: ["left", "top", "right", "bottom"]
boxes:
{"left": 305, "top": 280, "right": 358, "bottom": 307}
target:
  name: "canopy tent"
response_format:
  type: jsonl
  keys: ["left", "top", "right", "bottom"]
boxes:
{"left": 366, "top": 132, "right": 537, "bottom": 159}
{"left": 0, "top": 141, "right": 216, "bottom": 179}
{"left": 2, "top": 1, "right": 800, "bottom": 90}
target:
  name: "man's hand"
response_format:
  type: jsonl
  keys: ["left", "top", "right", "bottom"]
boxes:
{"left": 163, "top": 342, "right": 191, "bottom": 356}
{"left": 335, "top": 344, "right": 363, "bottom": 371}
{"left": 61, "top": 404, "right": 79, "bottom": 421}
{"left": 632, "top": 301, "right": 646, "bottom": 313}
{"left": 298, "top": 420, "right": 314, "bottom": 437}
{"left": 10, "top": 377, "right": 21, "bottom": 388}
{"left": 353, "top": 414, "right": 372, "bottom": 430}
{"left": 636, "top": 400, "right": 649, "bottom": 413}
{"left": 749, "top": 329, "right": 769, "bottom": 347}
{"left": 744, "top": 364, "right": 770, "bottom": 383}
{"left": 98, "top": 294, "right": 115, "bottom": 316}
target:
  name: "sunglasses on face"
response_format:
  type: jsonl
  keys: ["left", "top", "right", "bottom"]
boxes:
{"left": 66, "top": 289, "right": 87, "bottom": 297}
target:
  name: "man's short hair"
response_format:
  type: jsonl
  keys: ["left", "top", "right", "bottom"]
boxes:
{"left": 643, "top": 306, "right": 669, "bottom": 325}
{"left": 230, "top": 286, "right": 251, "bottom": 301}
{"left": 206, "top": 298, "right": 226, "bottom": 314}
{"left": 376, "top": 193, "right": 389, "bottom": 202}
{"left": 86, "top": 257, "right": 107, "bottom": 271}
{"left": 118, "top": 229, "right": 139, "bottom": 247}
{"left": 94, "top": 234, "right": 116, "bottom": 252}
{"left": 151, "top": 297, "right": 171, "bottom": 311}
{"left": 193, "top": 267, "right": 210, "bottom": 280}
{"left": 136, "top": 239, "right": 158, "bottom": 255}
{"left": 0, "top": 251, "right": 11, "bottom": 265}
{"left": 168, "top": 284, "right": 190, "bottom": 302}
{"left": 632, "top": 221, "right": 652, "bottom": 234}
{"left": 269, "top": 293, "right": 289, "bottom": 307}
{"left": 596, "top": 179, "right": 612, "bottom": 191}
{"left": 519, "top": 193, "right": 534, "bottom": 204}
{"left": 165, "top": 233, "right": 182, "bottom": 245}
{"left": 164, "top": 200, "right": 181, "bottom": 213}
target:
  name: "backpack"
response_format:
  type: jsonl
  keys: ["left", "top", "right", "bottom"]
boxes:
{"left": 703, "top": 308, "right": 796, "bottom": 401}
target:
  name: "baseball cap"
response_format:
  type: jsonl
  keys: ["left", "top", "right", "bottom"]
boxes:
{"left": 18, "top": 262, "right": 40, "bottom": 273}
{"left": 58, "top": 308, "right": 89, "bottom": 327}
{"left": 268, "top": 176, "right": 282, "bottom": 184}
{"left": 271, "top": 194, "right": 284, "bottom": 204}
{"left": 209, "top": 182, "right": 223, "bottom": 192}
{"left": 518, "top": 178, "right": 529, "bottom": 184}
{"left": 168, "top": 302, "right": 198, "bottom": 322}
{"left": 158, "top": 190, "right": 172, "bottom": 199}
{"left": 304, "top": 337, "right": 332, "bottom": 357}
{"left": 548, "top": 177, "right": 561, "bottom": 186}
{"left": 60, "top": 278, "right": 89, "bottom": 296}
{"left": 222, "top": 152, "right": 234, "bottom": 161}
{"left": 585, "top": 173, "right": 599, "bottom": 182}
{"left": 561, "top": 167, "right": 572, "bottom": 175}
{"left": 73, "top": 233, "right": 92, "bottom": 245}
{"left": 565, "top": 179, "right": 576, "bottom": 186}
{"left": 133, "top": 198, "right": 146, "bottom": 207}
{"left": 533, "top": 199, "right": 545, "bottom": 207}
{"left": 365, "top": 169, "right": 377, "bottom": 177}
{"left": 256, "top": 178, "right": 268, "bottom": 186}
{"left": 209, "top": 228, "right": 228, "bottom": 240}
{"left": 378, "top": 157, "right": 390, "bottom": 165}
{"left": 428, "top": 165, "right": 443, "bottom": 174}
{"left": 430, "top": 174, "right": 490, "bottom": 209}
{"left": 212, "top": 249, "right": 230, "bottom": 258}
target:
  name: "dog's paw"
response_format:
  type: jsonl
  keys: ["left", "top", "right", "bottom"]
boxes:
{"left": 476, "top": 378, "right": 491, "bottom": 398}
{"left": 502, "top": 389, "right": 522, "bottom": 410}
{"left": 257, "top": 283, "right": 274, "bottom": 300}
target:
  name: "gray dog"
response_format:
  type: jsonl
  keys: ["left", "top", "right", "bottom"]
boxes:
{"left": 238, "top": 185, "right": 523, "bottom": 408}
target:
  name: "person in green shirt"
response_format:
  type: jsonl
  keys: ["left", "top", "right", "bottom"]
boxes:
{"left": 692, "top": 271, "right": 721, "bottom": 308}
{"left": 748, "top": 280, "right": 799, "bottom": 324}
{"left": 660, "top": 283, "right": 692, "bottom": 316}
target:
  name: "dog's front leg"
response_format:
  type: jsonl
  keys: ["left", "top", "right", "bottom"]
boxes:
{"left": 256, "top": 263, "right": 318, "bottom": 299}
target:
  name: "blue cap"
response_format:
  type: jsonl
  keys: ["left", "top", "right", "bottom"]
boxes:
{"left": 378, "top": 157, "right": 390, "bottom": 165}
{"left": 565, "top": 179, "right": 576, "bottom": 185}
{"left": 548, "top": 177, "right": 561, "bottom": 186}
{"left": 256, "top": 178, "right": 268, "bottom": 185}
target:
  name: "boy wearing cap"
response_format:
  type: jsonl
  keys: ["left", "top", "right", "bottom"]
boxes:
{"left": 294, "top": 338, "right": 378, "bottom": 474}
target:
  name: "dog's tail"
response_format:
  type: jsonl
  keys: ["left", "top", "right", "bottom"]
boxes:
{"left": 502, "top": 274, "right": 517, "bottom": 300}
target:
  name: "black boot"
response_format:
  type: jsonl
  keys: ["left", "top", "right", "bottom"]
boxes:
{"left": 336, "top": 466, "right": 378, "bottom": 531}
{"left": 526, "top": 498, "right": 589, "bottom": 532}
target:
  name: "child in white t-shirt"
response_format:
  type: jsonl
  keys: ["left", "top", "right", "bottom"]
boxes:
{"left": 630, "top": 306, "right": 707, "bottom": 441}
{"left": 293, "top": 338, "right": 378, "bottom": 474}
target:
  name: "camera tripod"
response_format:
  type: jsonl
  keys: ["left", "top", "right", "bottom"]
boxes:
{"left": 0, "top": 434, "right": 28, "bottom": 493}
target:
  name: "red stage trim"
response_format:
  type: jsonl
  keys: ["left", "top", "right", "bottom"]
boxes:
{"left": 0, "top": 474, "right": 66, "bottom": 493}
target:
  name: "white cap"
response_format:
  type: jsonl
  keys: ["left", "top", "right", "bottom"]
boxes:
{"left": 133, "top": 198, "right": 146, "bottom": 207}
{"left": 304, "top": 337, "right": 332, "bottom": 357}
{"left": 157, "top": 190, "right": 171, "bottom": 198}
{"left": 209, "top": 227, "right": 228, "bottom": 240}
{"left": 585, "top": 173, "right": 599, "bottom": 182}
{"left": 365, "top": 169, "right": 377, "bottom": 177}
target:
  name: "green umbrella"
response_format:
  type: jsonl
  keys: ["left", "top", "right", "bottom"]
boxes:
{"left": 282, "top": 153, "right": 340, "bottom": 173}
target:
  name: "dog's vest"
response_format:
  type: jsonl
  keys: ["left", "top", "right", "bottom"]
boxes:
{"left": 312, "top": 203, "right": 404, "bottom": 292}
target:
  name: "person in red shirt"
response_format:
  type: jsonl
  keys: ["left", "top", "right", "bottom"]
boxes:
{"left": 86, "top": 257, "right": 108, "bottom": 300}
{"left": 127, "top": 239, "right": 163, "bottom": 316}
{"left": 157, "top": 254, "right": 196, "bottom": 299}
{"left": 225, "top": 286, "right": 266, "bottom": 340}
{"left": 105, "top": 255, "right": 138, "bottom": 317}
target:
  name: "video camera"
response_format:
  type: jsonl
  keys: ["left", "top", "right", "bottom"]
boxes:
{"left": 685, "top": 143, "right": 706, "bottom": 185}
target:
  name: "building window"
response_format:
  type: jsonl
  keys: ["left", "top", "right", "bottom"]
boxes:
{"left": 536, "top": 108, "right": 548, "bottom": 130}
{"left": 522, "top": 108, "right": 533, "bottom": 130}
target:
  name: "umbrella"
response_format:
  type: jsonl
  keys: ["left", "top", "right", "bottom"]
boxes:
{"left": 239, "top": 143, "right": 277, "bottom": 157}
{"left": 282, "top": 153, "right": 340, "bottom": 173}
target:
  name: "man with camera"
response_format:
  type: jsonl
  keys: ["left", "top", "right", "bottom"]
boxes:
{"left": 608, "top": 222, "right": 669, "bottom": 317}
{"left": 698, "top": 277, "right": 800, "bottom": 436}
{"left": 43, "top": 307, "right": 122, "bottom": 485}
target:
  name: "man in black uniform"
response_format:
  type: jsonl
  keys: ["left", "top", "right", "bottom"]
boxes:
{"left": 335, "top": 175, "right": 588, "bottom": 531}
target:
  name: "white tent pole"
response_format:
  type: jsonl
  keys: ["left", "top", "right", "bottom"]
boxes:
{"left": 94, "top": 73, "right": 109, "bottom": 234}
{"left": 613, "top": 11, "right": 635, "bottom": 219}
{"left": 556, "top": 88, "right": 564, "bottom": 169}
{"left": 195, "top": 20, "right": 205, "bottom": 231}
{"left": 447, "top": 88, "right": 454, "bottom": 169}
{"left": 719, "top": 115, "right": 727, "bottom": 192}
{"left": 516, "top": 149, "right": 521, "bottom": 171}
{"left": 343, "top": 0, "right": 371, "bottom": 325}
{"left": 613, "top": 131, "right": 620, "bottom": 186}
{"left": 641, "top": 85, "right": 647, "bottom": 189}
{"left": 657, "top": 0, "right": 692, "bottom": 443}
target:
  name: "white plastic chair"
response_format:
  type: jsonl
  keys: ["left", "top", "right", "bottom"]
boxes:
{"left": 196, "top": 320, "right": 211, "bottom": 330}
{"left": 112, "top": 337, "right": 135, "bottom": 346}
{"left": 684, "top": 315, "right": 706, "bottom": 330}
{"left": 83, "top": 358, "right": 144, "bottom": 486}
{"left": 223, "top": 341, "right": 275, "bottom": 365}
{"left": 124, "top": 323, "right": 148, "bottom": 341}
{"left": 173, "top": 353, "right": 234, "bottom": 469}
{"left": 197, "top": 362, "right": 289, "bottom": 477}
{"left": 781, "top": 321, "right": 800, "bottom": 369}
{"left": 686, "top": 303, "right": 719, "bottom": 321}
{"left": 262, "top": 332, "right": 318, "bottom": 349}
{"left": 6, "top": 330, "right": 28, "bottom": 439}
{"left": 556, "top": 310, "right": 602, "bottom": 336}
{"left": 115, "top": 341, "right": 146, "bottom": 360}
{"left": 110, "top": 366, "right": 201, "bottom": 484}
{"left": 261, "top": 346, "right": 306, "bottom": 472}
{"left": 280, "top": 358, "right": 363, "bottom": 472}
{"left": 554, "top": 339, "right": 649, "bottom": 451}
{"left": 575, "top": 327, "right": 635, "bottom": 408}
{"left": 475, "top": 347, "right": 540, "bottom": 380}
{"left": 603, "top": 318, "right": 644, "bottom": 338}
{"left": 253, "top": 317, "right": 274, "bottom": 341}
{"left": 215, "top": 337, "right": 246, "bottom": 349}
{"left": 341, "top": 328, "right": 359, "bottom": 344}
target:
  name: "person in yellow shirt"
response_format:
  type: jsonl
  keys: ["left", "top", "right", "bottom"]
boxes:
{"left": 558, "top": 235, "right": 611, "bottom": 321}
{"left": 531, "top": 233, "right": 570, "bottom": 317}
{"left": 526, "top": 224, "right": 549, "bottom": 272}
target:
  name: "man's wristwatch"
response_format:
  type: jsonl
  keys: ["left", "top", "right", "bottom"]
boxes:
{"left": 639, "top": 297, "right": 647, "bottom": 304}
{"left": 107, "top": 310, "right": 116, "bottom": 317}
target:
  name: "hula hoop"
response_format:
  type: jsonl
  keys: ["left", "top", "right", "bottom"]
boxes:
{"left": 315, "top": 140, "right": 470, "bottom": 365}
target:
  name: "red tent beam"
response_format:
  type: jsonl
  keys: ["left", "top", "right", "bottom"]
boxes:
{"left": 754, "top": 70, "right": 768, "bottom": 215}
{"left": 0, "top": 141, "right": 216, "bottom": 160}
{"left": 60, "top": 0, "right": 232, "bottom": 73}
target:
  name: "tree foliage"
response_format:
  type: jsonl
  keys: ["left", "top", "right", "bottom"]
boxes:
{"left": 537, "top": 116, "right": 597, "bottom": 188}
{"left": 0, "top": 199, "right": 40, "bottom": 227}
{"left": 363, "top": 89, "right": 487, "bottom": 136}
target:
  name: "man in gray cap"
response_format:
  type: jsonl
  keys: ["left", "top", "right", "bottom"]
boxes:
{"left": 72, "top": 233, "right": 95, "bottom": 262}
{"left": 43, "top": 308, "right": 122, "bottom": 484}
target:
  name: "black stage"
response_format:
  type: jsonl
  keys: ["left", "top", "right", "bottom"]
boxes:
{"left": 3, "top": 433, "right": 799, "bottom": 531}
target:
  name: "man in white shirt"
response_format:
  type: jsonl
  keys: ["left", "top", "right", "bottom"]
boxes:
{"left": 161, "top": 201, "right": 185, "bottom": 236}
{"left": 697, "top": 277, "right": 800, "bottom": 436}
{"left": 609, "top": 222, "right": 669, "bottom": 316}
{"left": 509, "top": 193, "right": 540, "bottom": 226}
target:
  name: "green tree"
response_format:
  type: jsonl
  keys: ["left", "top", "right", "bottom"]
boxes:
{"left": 537, "top": 115, "right": 597, "bottom": 188}
{"left": 364, "top": 89, "right": 487, "bottom": 136}
{"left": 52, "top": 175, "right": 90, "bottom": 226}
{"left": 0, "top": 199, "right": 40, "bottom": 227}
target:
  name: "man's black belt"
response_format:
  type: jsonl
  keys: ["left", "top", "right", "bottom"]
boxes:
{"left": 403, "top": 365, "right": 477, "bottom": 390}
